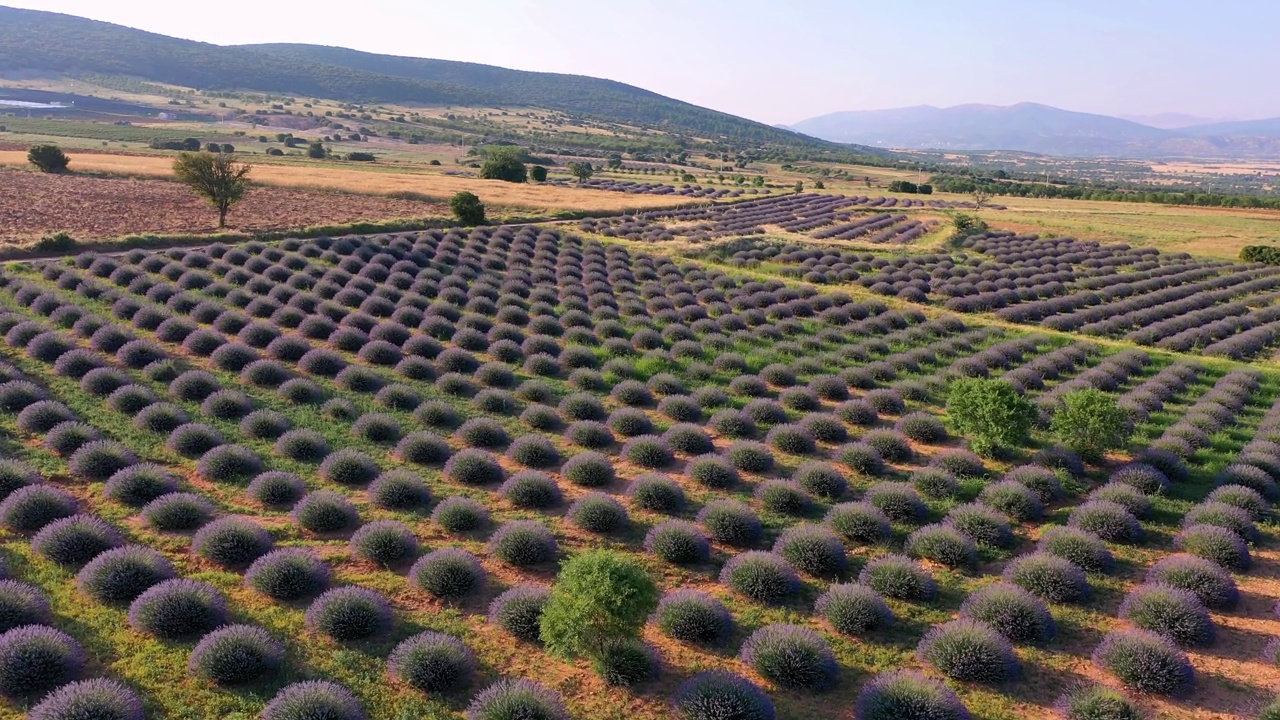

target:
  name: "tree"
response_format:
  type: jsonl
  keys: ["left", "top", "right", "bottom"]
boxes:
{"left": 204, "top": 143, "right": 221, "bottom": 153}
{"left": 529, "top": 165, "right": 548, "bottom": 182}
{"left": 172, "top": 152, "right": 252, "bottom": 229}
{"left": 1050, "top": 388, "right": 1131, "bottom": 463}
{"left": 793, "top": 181, "right": 804, "bottom": 192}
{"left": 814, "top": 180, "right": 825, "bottom": 189}
{"left": 27, "top": 145, "right": 69, "bottom": 173}
{"left": 449, "top": 191, "right": 485, "bottom": 225}
{"left": 972, "top": 188, "right": 992, "bottom": 209}
{"left": 568, "top": 162, "right": 594, "bottom": 183}
{"left": 752, "top": 175, "right": 765, "bottom": 187}
{"left": 307, "top": 142, "right": 327, "bottom": 159}
{"left": 539, "top": 550, "right": 658, "bottom": 659}
{"left": 182, "top": 138, "right": 202, "bottom": 152}
{"left": 606, "top": 153, "right": 623, "bottom": 170}
{"left": 951, "top": 213, "right": 988, "bottom": 236}
{"left": 946, "top": 378, "right": 1035, "bottom": 457}
{"left": 480, "top": 147, "right": 528, "bottom": 183}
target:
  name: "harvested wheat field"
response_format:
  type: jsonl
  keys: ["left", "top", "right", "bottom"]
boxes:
{"left": 0, "top": 150, "right": 698, "bottom": 215}
{"left": 0, "top": 169, "right": 446, "bottom": 240}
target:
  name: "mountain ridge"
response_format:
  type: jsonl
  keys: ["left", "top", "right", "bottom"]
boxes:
{"left": 791, "top": 103, "right": 1280, "bottom": 159}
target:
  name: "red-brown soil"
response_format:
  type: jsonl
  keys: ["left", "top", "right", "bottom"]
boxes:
{"left": 0, "top": 168, "right": 445, "bottom": 240}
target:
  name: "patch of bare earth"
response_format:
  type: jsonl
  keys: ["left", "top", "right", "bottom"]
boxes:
{"left": 0, "top": 168, "right": 445, "bottom": 240}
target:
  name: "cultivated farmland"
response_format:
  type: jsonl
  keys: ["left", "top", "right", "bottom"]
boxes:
{"left": 0, "top": 224, "right": 1271, "bottom": 720}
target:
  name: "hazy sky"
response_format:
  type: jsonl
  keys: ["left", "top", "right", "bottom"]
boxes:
{"left": 8, "top": 0, "right": 1280, "bottom": 124}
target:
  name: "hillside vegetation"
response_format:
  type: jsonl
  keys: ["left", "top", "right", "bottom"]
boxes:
{"left": 0, "top": 6, "right": 854, "bottom": 151}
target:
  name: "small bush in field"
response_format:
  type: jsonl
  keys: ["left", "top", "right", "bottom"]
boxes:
{"left": 0, "top": 581, "right": 50, "bottom": 632}
{"left": 28, "top": 678, "right": 145, "bottom": 720}
{"left": 651, "top": 590, "right": 732, "bottom": 646}
{"left": 698, "top": 500, "right": 762, "bottom": 546}
{"left": 719, "top": 551, "right": 798, "bottom": 604}
{"left": 671, "top": 671, "right": 774, "bottom": 720}
{"left": 1118, "top": 584, "right": 1215, "bottom": 646}
{"left": 306, "top": 586, "right": 392, "bottom": 641}
{"left": 389, "top": 631, "right": 475, "bottom": 694}
{"left": 350, "top": 520, "right": 418, "bottom": 567}
{"left": 77, "top": 545, "right": 176, "bottom": 605}
{"left": 0, "top": 625, "right": 85, "bottom": 701}
{"left": 917, "top": 618, "right": 1020, "bottom": 683}
{"left": 262, "top": 681, "right": 364, "bottom": 720}
{"left": 740, "top": 624, "right": 837, "bottom": 690}
{"left": 863, "top": 482, "right": 926, "bottom": 523}
{"left": 189, "top": 624, "right": 284, "bottom": 686}
{"left": 465, "top": 679, "right": 567, "bottom": 720}
{"left": 1092, "top": 629, "right": 1194, "bottom": 695}
{"left": 1175, "top": 524, "right": 1250, "bottom": 571}
{"left": 489, "top": 520, "right": 557, "bottom": 566}
{"left": 825, "top": 502, "right": 890, "bottom": 544}
{"left": 0, "top": 485, "right": 77, "bottom": 532}
{"left": 432, "top": 497, "right": 489, "bottom": 533}
{"left": 815, "top": 583, "right": 893, "bottom": 634}
{"left": 627, "top": 475, "right": 685, "bottom": 514}
{"left": 960, "top": 582, "right": 1055, "bottom": 643}
{"left": 858, "top": 555, "right": 935, "bottom": 601}
{"left": 1147, "top": 553, "right": 1238, "bottom": 609}
{"left": 905, "top": 524, "right": 977, "bottom": 569}
{"left": 854, "top": 670, "right": 971, "bottom": 720}
{"left": 488, "top": 584, "right": 550, "bottom": 641}
{"left": 246, "top": 548, "right": 330, "bottom": 601}
{"left": 128, "top": 578, "right": 227, "bottom": 639}
{"left": 1004, "top": 552, "right": 1090, "bottom": 603}
{"left": 192, "top": 517, "right": 273, "bottom": 567}
{"left": 1069, "top": 500, "right": 1143, "bottom": 543}
{"left": 1037, "top": 526, "right": 1114, "bottom": 573}
{"left": 1053, "top": 685, "right": 1143, "bottom": 720}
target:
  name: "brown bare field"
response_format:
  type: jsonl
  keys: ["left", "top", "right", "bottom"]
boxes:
{"left": 0, "top": 168, "right": 445, "bottom": 240}
{"left": 0, "top": 150, "right": 695, "bottom": 214}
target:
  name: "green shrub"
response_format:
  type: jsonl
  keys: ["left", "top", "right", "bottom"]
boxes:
{"left": 479, "top": 147, "right": 528, "bottom": 183}
{"left": 28, "top": 144, "right": 70, "bottom": 173}
{"left": 1051, "top": 388, "right": 1131, "bottom": 462}
{"left": 450, "top": 191, "right": 486, "bottom": 225}
{"left": 35, "top": 233, "right": 76, "bottom": 253}
{"left": 540, "top": 550, "right": 658, "bottom": 659}
{"left": 946, "top": 378, "right": 1034, "bottom": 456}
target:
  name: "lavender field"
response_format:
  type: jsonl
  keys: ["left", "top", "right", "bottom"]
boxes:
{"left": 0, "top": 223, "right": 1271, "bottom": 720}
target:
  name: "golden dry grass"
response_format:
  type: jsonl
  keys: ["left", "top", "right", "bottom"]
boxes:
{"left": 970, "top": 195, "right": 1280, "bottom": 259}
{"left": 0, "top": 151, "right": 696, "bottom": 215}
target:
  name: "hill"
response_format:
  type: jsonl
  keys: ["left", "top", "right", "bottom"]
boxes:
{"left": 241, "top": 44, "right": 809, "bottom": 146}
{"left": 0, "top": 6, "right": 860, "bottom": 152}
{"left": 792, "top": 102, "right": 1280, "bottom": 159}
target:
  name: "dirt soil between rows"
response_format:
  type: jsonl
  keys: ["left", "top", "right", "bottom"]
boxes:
{"left": 0, "top": 168, "right": 446, "bottom": 240}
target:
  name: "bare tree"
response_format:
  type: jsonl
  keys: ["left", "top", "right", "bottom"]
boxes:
{"left": 971, "top": 188, "right": 991, "bottom": 209}
{"left": 173, "top": 152, "right": 252, "bottom": 228}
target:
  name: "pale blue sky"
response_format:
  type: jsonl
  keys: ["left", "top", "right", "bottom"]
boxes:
{"left": 8, "top": 0, "right": 1279, "bottom": 124}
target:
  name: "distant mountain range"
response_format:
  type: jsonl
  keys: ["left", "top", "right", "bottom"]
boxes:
{"left": 0, "top": 6, "right": 863, "bottom": 152}
{"left": 790, "top": 103, "right": 1280, "bottom": 159}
